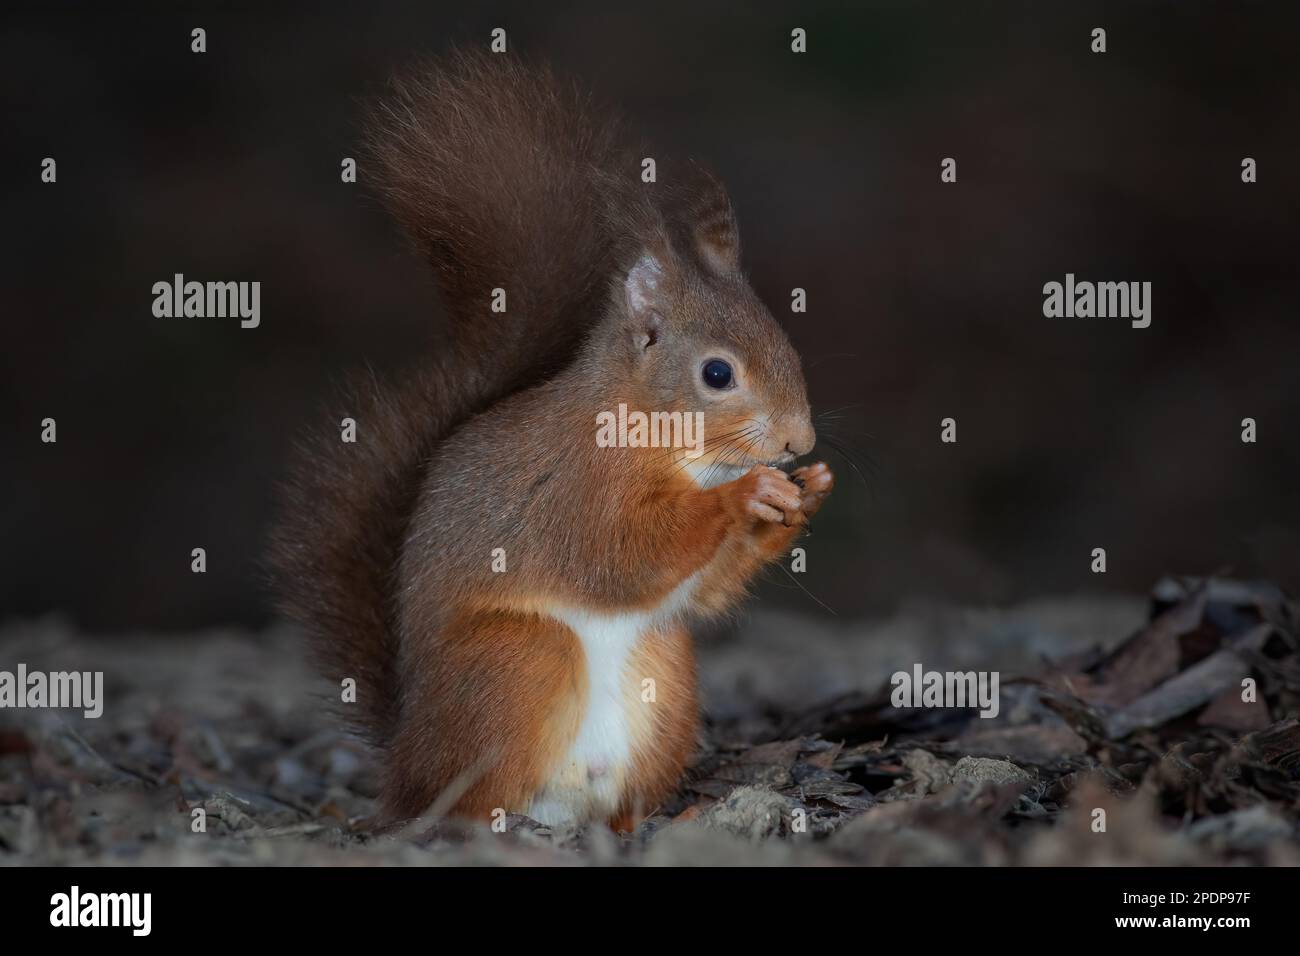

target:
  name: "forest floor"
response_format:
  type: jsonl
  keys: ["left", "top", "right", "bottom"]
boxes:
{"left": 1, "top": 576, "right": 1297, "bottom": 866}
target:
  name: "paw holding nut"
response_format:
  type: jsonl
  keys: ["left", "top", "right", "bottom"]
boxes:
{"left": 791, "top": 461, "right": 834, "bottom": 520}
{"left": 731, "top": 462, "right": 834, "bottom": 526}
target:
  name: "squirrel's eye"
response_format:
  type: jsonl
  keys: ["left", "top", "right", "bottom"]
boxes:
{"left": 702, "top": 359, "right": 734, "bottom": 390}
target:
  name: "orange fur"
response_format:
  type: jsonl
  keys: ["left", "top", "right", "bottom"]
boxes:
{"left": 385, "top": 609, "right": 586, "bottom": 822}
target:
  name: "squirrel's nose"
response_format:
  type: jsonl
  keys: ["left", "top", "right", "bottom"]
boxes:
{"left": 785, "top": 423, "right": 816, "bottom": 457}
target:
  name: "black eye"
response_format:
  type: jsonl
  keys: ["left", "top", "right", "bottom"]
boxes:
{"left": 702, "top": 359, "right": 734, "bottom": 390}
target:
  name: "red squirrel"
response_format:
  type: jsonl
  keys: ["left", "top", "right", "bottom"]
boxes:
{"left": 269, "top": 50, "right": 834, "bottom": 831}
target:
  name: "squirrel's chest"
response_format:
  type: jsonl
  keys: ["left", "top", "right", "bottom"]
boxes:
{"left": 528, "top": 577, "right": 698, "bottom": 826}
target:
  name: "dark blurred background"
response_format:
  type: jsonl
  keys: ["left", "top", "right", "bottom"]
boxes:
{"left": 2, "top": 1, "right": 1297, "bottom": 633}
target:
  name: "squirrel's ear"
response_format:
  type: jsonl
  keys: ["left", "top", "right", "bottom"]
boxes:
{"left": 624, "top": 252, "right": 668, "bottom": 347}
{"left": 692, "top": 208, "right": 740, "bottom": 277}
{"left": 686, "top": 168, "right": 741, "bottom": 276}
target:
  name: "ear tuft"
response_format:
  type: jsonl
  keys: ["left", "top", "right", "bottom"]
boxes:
{"left": 693, "top": 212, "right": 740, "bottom": 276}
{"left": 685, "top": 165, "right": 741, "bottom": 276}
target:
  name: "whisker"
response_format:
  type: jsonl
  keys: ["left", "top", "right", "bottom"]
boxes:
{"left": 818, "top": 433, "right": 877, "bottom": 499}
{"left": 777, "top": 562, "right": 837, "bottom": 616}
{"left": 815, "top": 403, "right": 863, "bottom": 419}
{"left": 664, "top": 424, "right": 759, "bottom": 478}
{"left": 700, "top": 431, "right": 761, "bottom": 488}
{"left": 663, "top": 416, "right": 768, "bottom": 480}
{"left": 658, "top": 423, "right": 752, "bottom": 463}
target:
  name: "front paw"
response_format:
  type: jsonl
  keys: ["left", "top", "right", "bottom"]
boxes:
{"left": 790, "top": 462, "right": 834, "bottom": 520}
{"left": 727, "top": 464, "right": 804, "bottom": 526}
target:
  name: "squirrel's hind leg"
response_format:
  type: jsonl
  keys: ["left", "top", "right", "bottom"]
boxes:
{"left": 381, "top": 608, "right": 587, "bottom": 826}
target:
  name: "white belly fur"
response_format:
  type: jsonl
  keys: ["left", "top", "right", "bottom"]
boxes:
{"left": 528, "top": 574, "right": 699, "bottom": 826}
{"left": 684, "top": 459, "right": 747, "bottom": 489}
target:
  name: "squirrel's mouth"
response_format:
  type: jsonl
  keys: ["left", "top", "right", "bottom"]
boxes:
{"left": 719, "top": 450, "right": 797, "bottom": 471}
{"left": 740, "top": 450, "right": 797, "bottom": 473}
{"left": 680, "top": 449, "right": 798, "bottom": 489}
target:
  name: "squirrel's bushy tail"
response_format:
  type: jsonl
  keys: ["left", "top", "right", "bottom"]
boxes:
{"left": 269, "top": 51, "right": 643, "bottom": 746}
{"left": 368, "top": 49, "right": 641, "bottom": 389}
